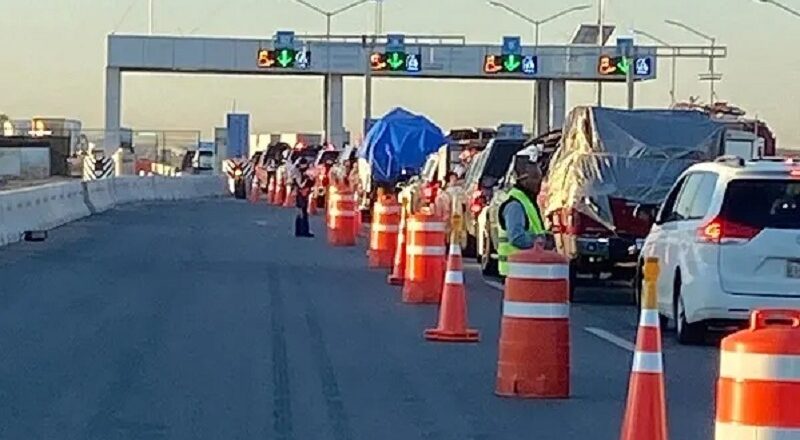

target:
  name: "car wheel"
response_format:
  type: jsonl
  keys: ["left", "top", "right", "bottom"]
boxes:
{"left": 480, "top": 230, "right": 498, "bottom": 277}
{"left": 674, "top": 273, "right": 705, "bottom": 345}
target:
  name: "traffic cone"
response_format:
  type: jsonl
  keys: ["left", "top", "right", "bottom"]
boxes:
{"left": 309, "top": 191, "right": 318, "bottom": 216}
{"left": 274, "top": 176, "right": 286, "bottom": 206}
{"left": 620, "top": 257, "right": 668, "bottom": 440}
{"left": 283, "top": 185, "right": 296, "bottom": 208}
{"left": 424, "top": 235, "right": 479, "bottom": 342}
{"left": 266, "top": 178, "right": 276, "bottom": 204}
{"left": 248, "top": 178, "right": 260, "bottom": 203}
{"left": 387, "top": 203, "right": 408, "bottom": 286}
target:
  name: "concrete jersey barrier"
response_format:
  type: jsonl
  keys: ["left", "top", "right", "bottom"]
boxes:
{"left": 0, "top": 175, "right": 227, "bottom": 248}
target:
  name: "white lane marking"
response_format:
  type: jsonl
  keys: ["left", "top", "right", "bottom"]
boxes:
{"left": 584, "top": 327, "right": 635, "bottom": 353}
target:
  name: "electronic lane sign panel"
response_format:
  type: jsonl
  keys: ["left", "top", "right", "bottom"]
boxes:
{"left": 598, "top": 55, "right": 653, "bottom": 76}
{"left": 484, "top": 35, "right": 537, "bottom": 76}
{"left": 256, "top": 30, "right": 311, "bottom": 70}
{"left": 483, "top": 54, "right": 538, "bottom": 75}
{"left": 370, "top": 52, "right": 422, "bottom": 73}
{"left": 257, "top": 48, "right": 311, "bottom": 70}
{"left": 370, "top": 33, "right": 421, "bottom": 73}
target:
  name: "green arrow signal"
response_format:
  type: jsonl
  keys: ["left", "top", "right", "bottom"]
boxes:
{"left": 503, "top": 54, "right": 521, "bottom": 72}
{"left": 387, "top": 52, "right": 404, "bottom": 70}
{"left": 277, "top": 49, "right": 293, "bottom": 67}
{"left": 617, "top": 56, "right": 631, "bottom": 75}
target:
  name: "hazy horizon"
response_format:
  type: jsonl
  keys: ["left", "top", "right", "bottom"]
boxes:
{"left": 1, "top": 0, "right": 799, "bottom": 148}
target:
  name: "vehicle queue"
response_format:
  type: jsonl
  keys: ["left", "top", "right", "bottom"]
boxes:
{"left": 230, "top": 104, "right": 799, "bottom": 348}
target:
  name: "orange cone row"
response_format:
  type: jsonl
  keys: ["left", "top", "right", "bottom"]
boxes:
{"left": 258, "top": 181, "right": 800, "bottom": 437}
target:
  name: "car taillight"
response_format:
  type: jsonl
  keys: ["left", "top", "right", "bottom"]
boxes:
{"left": 696, "top": 216, "right": 761, "bottom": 244}
{"left": 790, "top": 168, "right": 800, "bottom": 178}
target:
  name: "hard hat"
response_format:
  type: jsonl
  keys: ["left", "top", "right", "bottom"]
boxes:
{"left": 515, "top": 145, "right": 541, "bottom": 164}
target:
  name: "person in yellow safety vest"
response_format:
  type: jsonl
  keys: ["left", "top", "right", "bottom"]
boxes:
{"left": 497, "top": 145, "right": 552, "bottom": 277}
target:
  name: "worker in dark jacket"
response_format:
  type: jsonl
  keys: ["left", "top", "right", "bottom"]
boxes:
{"left": 294, "top": 158, "right": 315, "bottom": 237}
{"left": 497, "top": 145, "right": 552, "bottom": 276}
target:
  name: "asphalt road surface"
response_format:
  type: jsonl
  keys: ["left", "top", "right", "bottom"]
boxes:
{"left": 0, "top": 198, "right": 719, "bottom": 439}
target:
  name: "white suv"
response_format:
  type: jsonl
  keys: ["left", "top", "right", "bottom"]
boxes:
{"left": 639, "top": 157, "right": 800, "bottom": 344}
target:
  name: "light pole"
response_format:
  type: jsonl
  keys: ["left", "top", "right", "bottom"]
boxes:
{"left": 293, "top": 0, "right": 372, "bottom": 144}
{"left": 487, "top": 1, "right": 590, "bottom": 133}
{"left": 148, "top": 0, "right": 153, "bottom": 34}
{"left": 755, "top": 0, "right": 800, "bottom": 17}
{"left": 665, "top": 19, "right": 719, "bottom": 104}
{"left": 597, "top": 0, "right": 605, "bottom": 106}
{"left": 487, "top": 2, "right": 590, "bottom": 47}
{"left": 635, "top": 29, "right": 678, "bottom": 105}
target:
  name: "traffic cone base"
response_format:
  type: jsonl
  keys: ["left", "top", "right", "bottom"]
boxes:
{"left": 424, "top": 328, "right": 479, "bottom": 342}
{"left": 387, "top": 274, "right": 404, "bottom": 286}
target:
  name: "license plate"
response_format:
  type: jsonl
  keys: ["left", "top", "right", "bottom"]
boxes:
{"left": 787, "top": 261, "right": 800, "bottom": 279}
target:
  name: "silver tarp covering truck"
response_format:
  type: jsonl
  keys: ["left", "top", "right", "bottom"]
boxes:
{"left": 544, "top": 106, "right": 726, "bottom": 286}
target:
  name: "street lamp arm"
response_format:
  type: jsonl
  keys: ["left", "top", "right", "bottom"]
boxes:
{"left": 539, "top": 4, "right": 591, "bottom": 25}
{"left": 293, "top": 0, "right": 329, "bottom": 16}
{"left": 331, "top": 0, "right": 372, "bottom": 16}
{"left": 762, "top": 0, "right": 800, "bottom": 17}
{"left": 664, "top": 19, "right": 714, "bottom": 41}
{"left": 486, "top": 1, "right": 537, "bottom": 25}
{"left": 633, "top": 29, "right": 671, "bottom": 47}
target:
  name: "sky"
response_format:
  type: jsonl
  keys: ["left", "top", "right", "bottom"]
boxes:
{"left": 1, "top": 0, "right": 799, "bottom": 147}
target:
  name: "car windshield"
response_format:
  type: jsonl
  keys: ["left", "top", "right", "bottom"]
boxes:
{"left": 317, "top": 151, "right": 339, "bottom": 165}
{"left": 721, "top": 179, "right": 800, "bottom": 229}
{"left": 421, "top": 156, "right": 438, "bottom": 181}
{"left": 480, "top": 140, "right": 526, "bottom": 183}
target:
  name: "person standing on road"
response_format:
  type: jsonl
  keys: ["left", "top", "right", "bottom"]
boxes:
{"left": 497, "top": 146, "right": 552, "bottom": 277}
{"left": 293, "top": 158, "right": 315, "bottom": 238}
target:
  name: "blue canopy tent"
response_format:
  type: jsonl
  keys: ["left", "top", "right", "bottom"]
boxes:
{"left": 358, "top": 108, "right": 446, "bottom": 184}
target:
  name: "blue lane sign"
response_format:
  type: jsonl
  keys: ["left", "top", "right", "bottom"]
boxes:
{"left": 274, "top": 31, "right": 295, "bottom": 49}
{"left": 635, "top": 57, "right": 653, "bottom": 76}
{"left": 386, "top": 34, "right": 405, "bottom": 52}
{"left": 502, "top": 36, "right": 522, "bottom": 55}
{"left": 616, "top": 36, "right": 634, "bottom": 56}
{"left": 406, "top": 53, "right": 421, "bottom": 72}
{"left": 522, "top": 55, "right": 538, "bottom": 75}
{"left": 226, "top": 113, "right": 249, "bottom": 159}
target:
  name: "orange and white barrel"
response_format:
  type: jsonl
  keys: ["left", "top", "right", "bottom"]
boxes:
{"left": 266, "top": 177, "right": 276, "bottom": 204}
{"left": 402, "top": 213, "right": 446, "bottom": 304}
{"left": 273, "top": 173, "right": 286, "bottom": 206}
{"left": 327, "top": 187, "right": 357, "bottom": 247}
{"left": 495, "top": 245, "right": 570, "bottom": 398}
{"left": 715, "top": 309, "right": 800, "bottom": 439}
{"left": 368, "top": 196, "right": 401, "bottom": 268}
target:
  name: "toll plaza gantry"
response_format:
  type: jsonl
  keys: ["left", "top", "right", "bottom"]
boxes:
{"left": 106, "top": 30, "right": 692, "bottom": 148}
